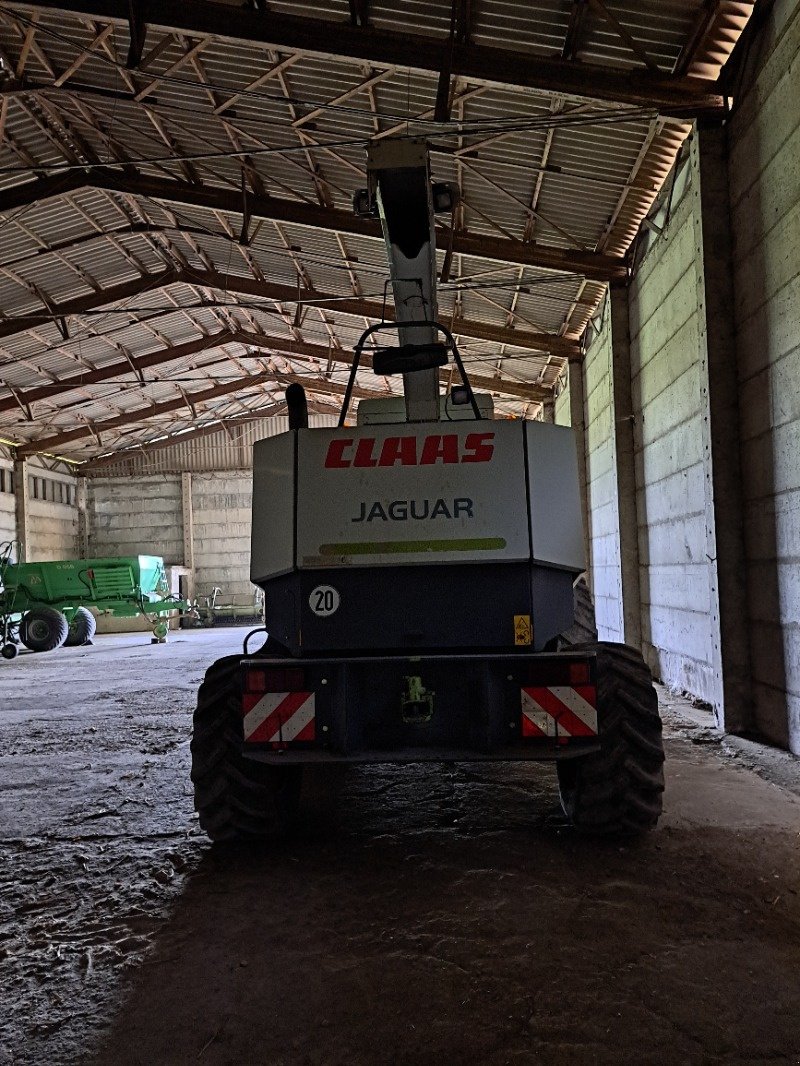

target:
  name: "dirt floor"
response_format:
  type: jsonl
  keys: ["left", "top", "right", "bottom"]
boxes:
{"left": 1, "top": 629, "right": 800, "bottom": 1066}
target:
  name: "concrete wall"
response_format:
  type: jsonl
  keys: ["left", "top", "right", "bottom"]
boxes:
{"left": 628, "top": 187, "right": 715, "bottom": 703}
{"left": 87, "top": 471, "right": 256, "bottom": 602}
{"left": 554, "top": 376, "right": 571, "bottom": 427}
{"left": 191, "top": 473, "right": 254, "bottom": 602}
{"left": 0, "top": 456, "right": 14, "bottom": 546}
{"left": 729, "top": 0, "right": 800, "bottom": 750}
{"left": 573, "top": 167, "right": 726, "bottom": 707}
{"left": 565, "top": 0, "right": 800, "bottom": 752}
{"left": 582, "top": 306, "right": 623, "bottom": 642}
{"left": 27, "top": 461, "right": 80, "bottom": 561}
{"left": 88, "top": 476, "right": 183, "bottom": 564}
{"left": 0, "top": 457, "right": 79, "bottom": 562}
{"left": 570, "top": 171, "right": 720, "bottom": 704}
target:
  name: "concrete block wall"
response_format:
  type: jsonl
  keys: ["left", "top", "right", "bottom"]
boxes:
{"left": 191, "top": 473, "right": 255, "bottom": 602}
{"left": 27, "top": 460, "right": 80, "bottom": 560}
{"left": 566, "top": 179, "right": 719, "bottom": 705}
{"left": 87, "top": 471, "right": 257, "bottom": 603}
{"left": 0, "top": 457, "right": 79, "bottom": 561}
{"left": 628, "top": 188, "right": 716, "bottom": 703}
{"left": 729, "top": 0, "right": 800, "bottom": 751}
{"left": 0, "top": 456, "right": 14, "bottom": 545}
{"left": 554, "top": 377, "right": 571, "bottom": 427}
{"left": 562, "top": 2, "right": 800, "bottom": 750}
{"left": 582, "top": 308, "right": 623, "bottom": 641}
{"left": 88, "top": 476, "right": 184, "bottom": 563}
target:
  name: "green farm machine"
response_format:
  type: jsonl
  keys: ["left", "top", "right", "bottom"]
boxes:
{"left": 0, "top": 542, "right": 185, "bottom": 659}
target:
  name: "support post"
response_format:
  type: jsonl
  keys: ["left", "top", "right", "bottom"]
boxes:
{"left": 541, "top": 398, "right": 555, "bottom": 424}
{"left": 76, "top": 476, "right": 90, "bottom": 559}
{"left": 690, "top": 121, "right": 752, "bottom": 732}
{"left": 181, "top": 472, "right": 196, "bottom": 603}
{"left": 567, "top": 361, "right": 591, "bottom": 579}
{"left": 13, "top": 458, "right": 29, "bottom": 561}
{"left": 609, "top": 283, "right": 642, "bottom": 650}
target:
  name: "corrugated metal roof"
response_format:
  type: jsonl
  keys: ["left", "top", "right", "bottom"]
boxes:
{"left": 87, "top": 412, "right": 339, "bottom": 474}
{"left": 0, "top": 0, "right": 754, "bottom": 462}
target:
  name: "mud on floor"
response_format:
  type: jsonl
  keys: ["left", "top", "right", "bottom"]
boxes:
{"left": 1, "top": 632, "right": 800, "bottom": 1065}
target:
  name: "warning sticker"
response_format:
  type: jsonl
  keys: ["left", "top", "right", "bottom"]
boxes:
{"left": 514, "top": 614, "right": 532, "bottom": 646}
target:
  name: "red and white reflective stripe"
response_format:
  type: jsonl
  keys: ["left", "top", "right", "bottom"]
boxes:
{"left": 521, "top": 685, "right": 597, "bottom": 738}
{"left": 242, "top": 691, "right": 315, "bottom": 743}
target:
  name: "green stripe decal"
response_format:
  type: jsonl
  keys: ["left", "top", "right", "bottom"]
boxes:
{"left": 319, "top": 537, "right": 507, "bottom": 555}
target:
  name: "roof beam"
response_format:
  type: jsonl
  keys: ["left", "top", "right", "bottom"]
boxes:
{"left": 15, "top": 368, "right": 381, "bottom": 456}
{"left": 125, "top": 0, "right": 147, "bottom": 68}
{"left": 562, "top": 0, "right": 588, "bottom": 61}
{"left": 0, "top": 320, "right": 553, "bottom": 419}
{"left": 0, "top": 268, "right": 179, "bottom": 339}
{"left": 0, "top": 170, "right": 628, "bottom": 281}
{"left": 8, "top": 0, "right": 726, "bottom": 115}
{"left": 585, "top": 0, "right": 659, "bottom": 72}
{"left": 0, "top": 327, "right": 237, "bottom": 413}
{"left": 0, "top": 266, "right": 581, "bottom": 356}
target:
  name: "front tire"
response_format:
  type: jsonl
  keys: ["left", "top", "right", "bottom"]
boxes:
{"left": 65, "top": 606, "right": 97, "bottom": 647}
{"left": 557, "top": 642, "right": 664, "bottom": 835}
{"left": 19, "top": 606, "right": 69, "bottom": 652}
{"left": 190, "top": 654, "right": 302, "bottom": 842}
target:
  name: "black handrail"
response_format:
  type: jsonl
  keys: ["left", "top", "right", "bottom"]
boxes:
{"left": 338, "top": 320, "right": 481, "bottom": 426}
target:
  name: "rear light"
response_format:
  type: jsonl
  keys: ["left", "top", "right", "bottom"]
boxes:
{"left": 244, "top": 665, "right": 306, "bottom": 693}
{"left": 525, "top": 655, "right": 595, "bottom": 688}
{"left": 569, "top": 662, "right": 591, "bottom": 686}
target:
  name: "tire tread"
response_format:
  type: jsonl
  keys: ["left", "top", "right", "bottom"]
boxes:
{"left": 557, "top": 641, "right": 665, "bottom": 836}
{"left": 190, "top": 654, "right": 301, "bottom": 841}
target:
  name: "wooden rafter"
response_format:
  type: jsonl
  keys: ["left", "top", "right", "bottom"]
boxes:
{"left": 2, "top": 0, "right": 727, "bottom": 115}
{"left": 562, "top": 0, "right": 588, "bottom": 61}
{"left": 15, "top": 369, "right": 385, "bottom": 456}
{"left": 5, "top": 326, "right": 552, "bottom": 457}
{"left": 0, "top": 266, "right": 581, "bottom": 356}
{"left": 585, "top": 0, "right": 660, "bottom": 72}
{"left": 0, "top": 170, "right": 628, "bottom": 280}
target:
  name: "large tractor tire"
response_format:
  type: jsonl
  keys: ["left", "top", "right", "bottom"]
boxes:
{"left": 64, "top": 606, "right": 97, "bottom": 647}
{"left": 552, "top": 576, "right": 598, "bottom": 649}
{"left": 19, "top": 606, "right": 69, "bottom": 653}
{"left": 557, "top": 642, "right": 664, "bottom": 836}
{"left": 190, "top": 654, "right": 302, "bottom": 842}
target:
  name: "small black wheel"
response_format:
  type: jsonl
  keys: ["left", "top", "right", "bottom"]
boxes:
{"left": 557, "top": 641, "right": 665, "bottom": 836}
{"left": 190, "top": 654, "right": 303, "bottom": 842}
{"left": 19, "top": 606, "right": 69, "bottom": 653}
{"left": 64, "top": 606, "right": 97, "bottom": 647}
{"left": 1, "top": 643, "right": 18, "bottom": 660}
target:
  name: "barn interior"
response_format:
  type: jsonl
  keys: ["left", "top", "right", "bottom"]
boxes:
{"left": 1, "top": 1, "right": 800, "bottom": 1063}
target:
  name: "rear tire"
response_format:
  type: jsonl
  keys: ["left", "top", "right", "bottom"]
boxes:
{"left": 19, "top": 606, "right": 69, "bottom": 652}
{"left": 557, "top": 641, "right": 664, "bottom": 835}
{"left": 552, "top": 576, "right": 598, "bottom": 649}
{"left": 190, "top": 654, "right": 302, "bottom": 842}
{"left": 65, "top": 606, "right": 97, "bottom": 647}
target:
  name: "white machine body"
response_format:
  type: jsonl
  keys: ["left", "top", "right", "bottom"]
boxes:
{"left": 251, "top": 419, "right": 584, "bottom": 581}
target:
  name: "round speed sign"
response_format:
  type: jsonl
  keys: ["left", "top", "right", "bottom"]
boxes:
{"left": 308, "top": 585, "right": 340, "bottom": 617}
